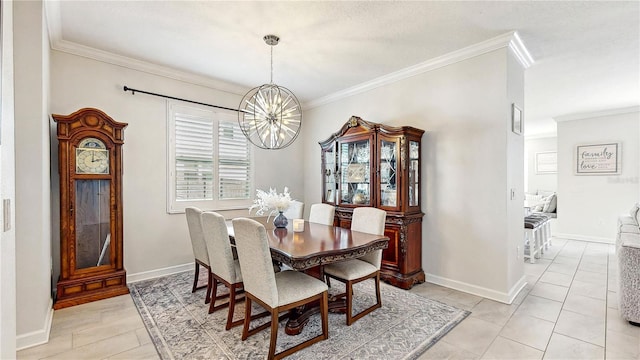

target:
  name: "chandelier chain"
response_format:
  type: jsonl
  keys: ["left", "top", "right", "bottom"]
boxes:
{"left": 270, "top": 45, "right": 274, "bottom": 84}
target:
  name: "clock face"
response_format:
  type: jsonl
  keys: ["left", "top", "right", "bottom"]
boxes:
{"left": 75, "top": 138, "right": 110, "bottom": 174}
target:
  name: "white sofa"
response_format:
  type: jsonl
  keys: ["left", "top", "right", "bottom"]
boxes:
{"left": 617, "top": 203, "right": 640, "bottom": 326}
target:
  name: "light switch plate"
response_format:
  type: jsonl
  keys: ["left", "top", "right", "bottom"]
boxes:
{"left": 3, "top": 199, "right": 10, "bottom": 232}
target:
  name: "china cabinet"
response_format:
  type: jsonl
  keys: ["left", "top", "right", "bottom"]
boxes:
{"left": 53, "top": 108, "right": 129, "bottom": 309}
{"left": 319, "top": 116, "right": 425, "bottom": 289}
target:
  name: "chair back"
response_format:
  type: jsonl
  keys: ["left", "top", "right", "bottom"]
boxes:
{"left": 232, "top": 218, "right": 279, "bottom": 307}
{"left": 201, "top": 212, "right": 238, "bottom": 283}
{"left": 283, "top": 200, "right": 304, "bottom": 219}
{"left": 185, "top": 207, "right": 209, "bottom": 265}
{"left": 351, "top": 207, "right": 386, "bottom": 269}
{"left": 308, "top": 203, "right": 335, "bottom": 226}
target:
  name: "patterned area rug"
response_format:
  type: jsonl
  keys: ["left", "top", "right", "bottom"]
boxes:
{"left": 130, "top": 270, "right": 470, "bottom": 359}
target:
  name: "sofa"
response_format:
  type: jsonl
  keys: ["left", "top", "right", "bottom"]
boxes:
{"left": 617, "top": 203, "right": 640, "bottom": 326}
{"left": 525, "top": 190, "right": 557, "bottom": 218}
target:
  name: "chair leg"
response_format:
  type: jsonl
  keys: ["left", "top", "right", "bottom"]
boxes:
{"left": 268, "top": 311, "right": 279, "bottom": 360}
{"left": 208, "top": 279, "right": 219, "bottom": 314}
{"left": 205, "top": 270, "right": 213, "bottom": 304}
{"left": 241, "top": 297, "right": 252, "bottom": 341}
{"left": 320, "top": 291, "right": 329, "bottom": 340}
{"left": 374, "top": 272, "right": 381, "bottom": 309}
{"left": 225, "top": 285, "right": 237, "bottom": 330}
{"left": 192, "top": 262, "right": 200, "bottom": 293}
{"left": 346, "top": 280, "right": 354, "bottom": 325}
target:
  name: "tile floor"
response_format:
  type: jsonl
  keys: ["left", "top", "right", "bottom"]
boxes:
{"left": 17, "top": 237, "right": 640, "bottom": 359}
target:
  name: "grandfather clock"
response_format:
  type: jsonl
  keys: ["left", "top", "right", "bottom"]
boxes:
{"left": 53, "top": 108, "right": 129, "bottom": 309}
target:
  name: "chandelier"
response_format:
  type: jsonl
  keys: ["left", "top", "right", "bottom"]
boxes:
{"left": 238, "top": 35, "right": 302, "bottom": 150}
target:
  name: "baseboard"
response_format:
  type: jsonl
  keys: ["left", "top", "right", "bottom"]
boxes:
{"left": 127, "top": 262, "right": 192, "bottom": 284}
{"left": 553, "top": 233, "right": 615, "bottom": 244}
{"left": 507, "top": 276, "right": 528, "bottom": 304}
{"left": 16, "top": 298, "right": 54, "bottom": 351}
{"left": 426, "top": 273, "right": 525, "bottom": 304}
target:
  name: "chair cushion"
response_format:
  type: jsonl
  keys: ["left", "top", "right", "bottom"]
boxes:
{"left": 323, "top": 259, "right": 378, "bottom": 280}
{"left": 275, "top": 270, "right": 328, "bottom": 307}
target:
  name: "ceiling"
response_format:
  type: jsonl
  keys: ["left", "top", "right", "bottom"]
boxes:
{"left": 47, "top": 1, "right": 639, "bottom": 136}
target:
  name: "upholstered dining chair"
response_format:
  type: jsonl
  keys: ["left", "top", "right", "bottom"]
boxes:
{"left": 308, "top": 203, "right": 335, "bottom": 226}
{"left": 282, "top": 200, "right": 304, "bottom": 220}
{"left": 322, "top": 207, "right": 386, "bottom": 325}
{"left": 201, "top": 211, "right": 246, "bottom": 330}
{"left": 185, "top": 207, "right": 213, "bottom": 304}
{"left": 232, "top": 218, "right": 329, "bottom": 360}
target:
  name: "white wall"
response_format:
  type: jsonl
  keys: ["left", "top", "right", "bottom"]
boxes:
{"left": 556, "top": 107, "right": 640, "bottom": 242}
{"left": 49, "top": 51, "right": 305, "bottom": 281}
{"left": 302, "top": 46, "right": 525, "bottom": 302}
{"left": 14, "top": 0, "right": 53, "bottom": 349}
{"left": 525, "top": 136, "right": 557, "bottom": 193}
{"left": 0, "top": 1, "right": 17, "bottom": 357}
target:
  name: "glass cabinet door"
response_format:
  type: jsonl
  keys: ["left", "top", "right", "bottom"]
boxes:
{"left": 322, "top": 146, "right": 336, "bottom": 203}
{"left": 379, "top": 139, "right": 398, "bottom": 208}
{"left": 409, "top": 140, "right": 420, "bottom": 207}
{"left": 339, "top": 139, "right": 371, "bottom": 205}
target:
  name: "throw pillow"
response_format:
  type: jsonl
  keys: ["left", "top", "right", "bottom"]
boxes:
{"left": 634, "top": 202, "right": 640, "bottom": 227}
{"left": 631, "top": 203, "right": 640, "bottom": 222}
{"left": 534, "top": 204, "right": 544, "bottom": 212}
{"left": 543, "top": 193, "right": 557, "bottom": 213}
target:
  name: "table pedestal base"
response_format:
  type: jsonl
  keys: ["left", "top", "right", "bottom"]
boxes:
{"left": 284, "top": 294, "right": 347, "bottom": 335}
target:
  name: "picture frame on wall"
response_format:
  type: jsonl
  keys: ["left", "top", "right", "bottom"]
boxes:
{"left": 535, "top": 151, "right": 557, "bottom": 174}
{"left": 575, "top": 142, "right": 621, "bottom": 175}
{"left": 512, "top": 103, "right": 523, "bottom": 135}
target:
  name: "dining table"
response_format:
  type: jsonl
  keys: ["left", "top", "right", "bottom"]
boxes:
{"left": 225, "top": 216, "right": 389, "bottom": 334}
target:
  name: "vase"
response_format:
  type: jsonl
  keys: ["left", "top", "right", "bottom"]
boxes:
{"left": 273, "top": 211, "right": 288, "bottom": 228}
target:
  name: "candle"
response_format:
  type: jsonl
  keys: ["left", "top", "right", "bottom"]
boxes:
{"left": 293, "top": 219, "right": 305, "bottom": 232}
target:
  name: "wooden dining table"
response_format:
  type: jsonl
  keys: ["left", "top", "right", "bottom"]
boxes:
{"left": 226, "top": 216, "right": 389, "bottom": 334}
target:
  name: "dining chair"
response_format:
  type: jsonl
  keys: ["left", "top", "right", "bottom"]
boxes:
{"left": 308, "top": 203, "right": 335, "bottom": 226}
{"left": 323, "top": 207, "right": 386, "bottom": 325}
{"left": 282, "top": 200, "right": 304, "bottom": 220}
{"left": 232, "top": 218, "right": 329, "bottom": 360}
{"left": 201, "top": 211, "right": 246, "bottom": 330}
{"left": 185, "top": 207, "right": 213, "bottom": 304}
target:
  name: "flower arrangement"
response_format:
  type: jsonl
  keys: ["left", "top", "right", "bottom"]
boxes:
{"left": 249, "top": 187, "right": 292, "bottom": 218}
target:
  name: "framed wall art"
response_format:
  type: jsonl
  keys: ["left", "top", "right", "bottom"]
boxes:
{"left": 512, "top": 103, "right": 523, "bottom": 135}
{"left": 535, "top": 151, "right": 557, "bottom": 174}
{"left": 576, "top": 143, "right": 620, "bottom": 175}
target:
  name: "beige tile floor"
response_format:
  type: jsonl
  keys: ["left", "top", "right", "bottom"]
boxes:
{"left": 17, "top": 238, "right": 640, "bottom": 359}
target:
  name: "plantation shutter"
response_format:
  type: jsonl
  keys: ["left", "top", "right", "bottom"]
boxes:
{"left": 175, "top": 113, "right": 214, "bottom": 200}
{"left": 218, "top": 120, "right": 251, "bottom": 200}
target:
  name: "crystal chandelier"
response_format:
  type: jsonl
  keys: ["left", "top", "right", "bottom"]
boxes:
{"left": 238, "top": 35, "right": 302, "bottom": 150}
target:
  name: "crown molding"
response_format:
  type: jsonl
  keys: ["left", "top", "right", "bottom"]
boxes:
{"left": 305, "top": 31, "right": 534, "bottom": 110}
{"left": 554, "top": 105, "right": 640, "bottom": 122}
{"left": 44, "top": 1, "right": 248, "bottom": 96}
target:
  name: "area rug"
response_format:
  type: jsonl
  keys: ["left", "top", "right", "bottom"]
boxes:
{"left": 130, "top": 270, "right": 470, "bottom": 359}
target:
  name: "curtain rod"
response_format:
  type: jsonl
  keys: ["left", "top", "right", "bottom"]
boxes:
{"left": 122, "top": 86, "right": 242, "bottom": 113}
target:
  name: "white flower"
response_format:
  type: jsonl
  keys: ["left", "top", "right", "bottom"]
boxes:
{"left": 249, "top": 187, "right": 293, "bottom": 217}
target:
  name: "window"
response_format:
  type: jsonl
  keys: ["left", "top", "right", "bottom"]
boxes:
{"left": 167, "top": 102, "right": 253, "bottom": 213}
